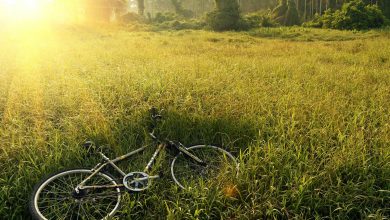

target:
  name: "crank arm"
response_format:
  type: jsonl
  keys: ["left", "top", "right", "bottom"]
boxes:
{"left": 129, "top": 175, "right": 160, "bottom": 185}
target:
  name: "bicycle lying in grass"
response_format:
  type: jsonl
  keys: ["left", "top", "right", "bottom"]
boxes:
{"left": 29, "top": 108, "right": 239, "bottom": 219}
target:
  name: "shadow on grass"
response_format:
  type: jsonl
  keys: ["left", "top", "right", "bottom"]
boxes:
{"left": 113, "top": 108, "right": 258, "bottom": 154}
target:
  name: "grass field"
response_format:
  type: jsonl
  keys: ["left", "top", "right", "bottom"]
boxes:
{"left": 0, "top": 25, "right": 389, "bottom": 219}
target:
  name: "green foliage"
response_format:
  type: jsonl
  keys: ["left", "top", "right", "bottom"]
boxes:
{"left": 385, "top": 17, "right": 390, "bottom": 27}
{"left": 365, "top": 4, "right": 387, "bottom": 28}
{"left": 248, "top": 27, "right": 379, "bottom": 41}
{"left": 272, "top": 0, "right": 300, "bottom": 26}
{"left": 240, "top": 0, "right": 277, "bottom": 13}
{"left": 154, "top": 19, "right": 206, "bottom": 30}
{"left": 284, "top": 0, "right": 300, "bottom": 26}
{"left": 362, "top": 0, "right": 390, "bottom": 19}
{"left": 206, "top": 0, "right": 242, "bottom": 31}
{"left": 171, "top": 0, "right": 194, "bottom": 18}
{"left": 304, "top": 0, "right": 385, "bottom": 30}
{"left": 303, "top": 13, "right": 324, "bottom": 28}
{"left": 272, "top": 0, "right": 288, "bottom": 24}
{"left": 150, "top": 12, "right": 205, "bottom": 30}
{"left": 153, "top": 12, "right": 179, "bottom": 23}
{"left": 243, "top": 10, "right": 277, "bottom": 28}
{"left": 119, "top": 12, "right": 145, "bottom": 23}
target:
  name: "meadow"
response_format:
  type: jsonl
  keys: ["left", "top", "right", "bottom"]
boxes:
{"left": 0, "top": 25, "right": 389, "bottom": 219}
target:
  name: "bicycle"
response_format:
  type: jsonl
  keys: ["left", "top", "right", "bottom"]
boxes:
{"left": 29, "top": 108, "right": 239, "bottom": 219}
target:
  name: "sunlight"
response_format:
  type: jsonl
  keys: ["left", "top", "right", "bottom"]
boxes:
{"left": 0, "top": 0, "right": 53, "bottom": 23}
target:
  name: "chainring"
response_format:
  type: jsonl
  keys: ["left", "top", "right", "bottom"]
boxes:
{"left": 123, "top": 172, "right": 150, "bottom": 192}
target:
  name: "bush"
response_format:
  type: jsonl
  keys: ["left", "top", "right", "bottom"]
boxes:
{"left": 119, "top": 12, "right": 145, "bottom": 23}
{"left": 152, "top": 18, "right": 205, "bottom": 31}
{"left": 167, "top": 19, "right": 205, "bottom": 30}
{"left": 385, "top": 17, "right": 390, "bottom": 27}
{"left": 304, "top": 0, "right": 385, "bottom": 30}
{"left": 302, "top": 13, "right": 324, "bottom": 28}
{"left": 153, "top": 12, "right": 179, "bottom": 23}
{"left": 244, "top": 10, "right": 277, "bottom": 28}
{"left": 365, "top": 4, "right": 386, "bottom": 28}
{"left": 150, "top": 12, "right": 205, "bottom": 31}
{"left": 206, "top": 0, "right": 242, "bottom": 31}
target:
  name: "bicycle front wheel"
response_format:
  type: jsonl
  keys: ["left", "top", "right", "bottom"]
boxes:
{"left": 29, "top": 169, "right": 121, "bottom": 220}
{"left": 171, "top": 145, "right": 238, "bottom": 190}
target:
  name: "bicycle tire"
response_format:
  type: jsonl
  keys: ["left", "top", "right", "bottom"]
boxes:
{"left": 171, "top": 145, "right": 238, "bottom": 190}
{"left": 29, "top": 168, "right": 121, "bottom": 220}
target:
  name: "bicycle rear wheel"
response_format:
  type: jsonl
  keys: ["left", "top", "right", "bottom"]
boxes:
{"left": 171, "top": 145, "right": 238, "bottom": 190}
{"left": 29, "top": 169, "right": 121, "bottom": 220}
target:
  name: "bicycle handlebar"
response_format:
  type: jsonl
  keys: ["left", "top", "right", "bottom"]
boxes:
{"left": 150, "top": 107, "right": 163, "bottom": 121}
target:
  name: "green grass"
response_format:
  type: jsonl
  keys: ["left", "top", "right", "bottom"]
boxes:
{"left": 248, "top": 27, "right": 382, "bottom": 41}
{"left": 0, "top": 25, "right": 389, "bottom": 219}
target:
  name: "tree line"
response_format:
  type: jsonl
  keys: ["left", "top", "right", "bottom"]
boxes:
{"left": 51, "top": 0, "right": 388, "bottom": 23}
{"left": 135, "top": 0, "right": 389, "bottom": 19}
{"left": 43, "top": 0, "right": 389, "bottom": 30}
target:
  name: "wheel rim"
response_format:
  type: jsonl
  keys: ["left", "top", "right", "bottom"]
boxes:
{"left": 33, "top": 169, "right": 121, "bottom": 220}
{"left": 171, "top": 145, "right": 238, "bottom": 190}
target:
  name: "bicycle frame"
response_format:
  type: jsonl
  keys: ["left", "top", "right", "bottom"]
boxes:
{"left": 76, "top": 141, "right": 205, "bottom": 191}
{"left": 76, "top": 143, "right": 160, "bottom": 191}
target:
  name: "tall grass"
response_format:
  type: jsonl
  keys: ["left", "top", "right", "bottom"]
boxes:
{"left": 0, "top": 26, "right": 389, "bottom": 219}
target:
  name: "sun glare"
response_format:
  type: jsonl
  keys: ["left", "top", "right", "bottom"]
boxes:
{"left": 0, "top": 0, "right": 53, "bottom": 23}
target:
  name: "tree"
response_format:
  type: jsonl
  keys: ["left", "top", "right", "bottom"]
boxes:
{"left": 328, "top": 0, "right": 337, "bottom": 8}
{"left": 239, "top": 0, "right": 276, "bottom": 13}
{"left": 138, "top": 0, "right": 145, "bottom": 15}
{"left": 285, "top": 0, "right": 300, "bottom": 25}
{"left": 273, "top": 0, "right": 288, "bottom": 24}
{"left": 171, "top": 0, "right": 194, "bottom": 18}
{"left": 206, "top": 0, "right": 242, "bottom": 31}
{"left": 273, "top": 0, "right": 301, "bottom": 25}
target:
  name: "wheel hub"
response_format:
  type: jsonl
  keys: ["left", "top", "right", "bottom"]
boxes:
{"left": 72, "top": 189, "right": 87, "bottom": 199}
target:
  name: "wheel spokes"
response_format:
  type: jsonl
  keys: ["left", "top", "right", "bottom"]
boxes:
{"left": 172, "top": 146, "right": 238, "bottom": 189}
{"left": 35, "top": 170, "right": 120, "bottom": 220}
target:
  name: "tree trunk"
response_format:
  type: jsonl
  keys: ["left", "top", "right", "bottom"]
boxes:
{"left": 304, "top": 0, "right": 307, "bottom": 20}
{"left": 137, "top": 0, "right": 145, "bottom": 15}
{"left": 319, "top": 0, "right": 322, "bottom": 15}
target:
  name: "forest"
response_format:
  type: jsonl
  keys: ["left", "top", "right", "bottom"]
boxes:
{"left": 58, "top": 0, "right": 390, "bottom": 30}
